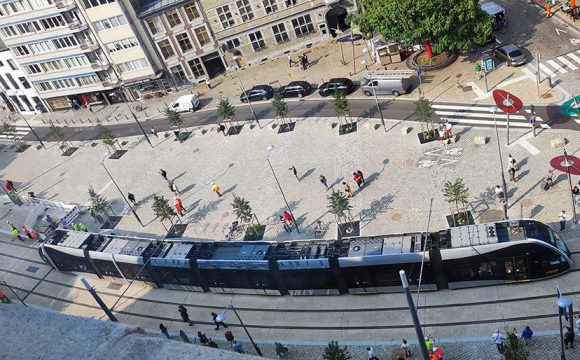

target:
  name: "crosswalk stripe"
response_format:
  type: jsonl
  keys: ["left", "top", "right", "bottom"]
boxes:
{"left": 432, "top": 104, "right": 497, "bottom": 111}
{"left": 568, "top": 52, "right": 580, "bottom": 65}
{"left": 539, "top": 63, "right": 555, "bottom": 77}
{"left": 547, "top": 59, "right": 568, "bottom": 74}
{"left": 558, "top": 56, "right": 578, "bottom": 71}
{"left": 435, "top": 110, "right": 528, "bottom": 120}
{"left": 441, "top": 117, "right": 548, "bottom": 128}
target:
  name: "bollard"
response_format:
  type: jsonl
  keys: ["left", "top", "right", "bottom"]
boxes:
{"left": 64, "top": 119, "right": 68, "bottom": 124}
{"left": 145, "top": 111, "right": 148, "bottom": 117}
{"left": 125, "top": 114, "right": 129, "bottom": 120}
{"left": 79, "top": 118, "right": 83, "bottom": 123}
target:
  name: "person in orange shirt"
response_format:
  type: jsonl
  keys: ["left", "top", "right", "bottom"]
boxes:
{"left": 0, "top": 289, "right": 11, "bottom": 303}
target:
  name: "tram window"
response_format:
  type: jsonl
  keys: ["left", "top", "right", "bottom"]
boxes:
{"left": 477, "top": 261, "right": 498, "bottom": 280}
{"left": 448, "top": 264, "right": 475, "bottom": 282}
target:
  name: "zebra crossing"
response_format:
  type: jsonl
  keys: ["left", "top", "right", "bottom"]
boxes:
{"left": 0, "top": 126, "right": 30, "bottom": 142}
{"left": 529, "top": 49, "right": 580, "bottom": 79}
{"left": 432, "top": 104, "right": 549, "bottom": 129}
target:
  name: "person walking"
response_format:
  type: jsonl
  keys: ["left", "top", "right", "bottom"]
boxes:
{"left": 508, "top": 166, "right": 517, "bottom": 182}
{"left": 232, "top": 341, "right": 245, "bottom": 353}
{"left": 319, "top": 175, "right": 329, "bottom": 191}
{"left": 401, "top": 339, "right": 412, "bottom": 358}
{"left": 287, "top": 53, "right": 294, "bottom": 67}
{"left": 127, "top": 193, "right": 137, "bottom": 206}
{"left": 150, "top": 127, "right": 158, "bottom": 138}
{"left": 353, "top": 172, "right": 363, "bottom": 189}
{"left": 12, "top": 228, "right": 23, "bottom": 241}
{"left": 212, "top": 182, "right": 221, "bottom": 197}
{"left": 445, "top": 119, "right": 453, "bottom": 138}
{"left": 560, "top": 210, "right": 567, "bottom": 230}
{"left": 280, "top": 215, "right": 292, "bottom": 233}
{"left": 72, "top": 223, "right": 79, "bottom": 231}
{"left": 176, "top": 197, "right": 185, "bottom": 211}
{"left": 573, "top": 186, "right": 580, "bottom": 206}
{"left": 160, "top": 169, "right": 168, "bottom": 181}
{"left": 521, "top": 325, "right": 533, "bottom": 345}
{"left": 289, "top": 166, "right": 299, "bottom": 181}
{"left": 179, "top": 330, "right": 191, "bottom": 343}
{"left": 224, "top": 330, "right": 234, "bottom": 347}
{"left": 175, "top": 202, "right": 185, "bottom": 216}
{"left": 169, "top": 180, "right": 180, "bottom": 195}
{"left": 356, "top": 170, "right": 365, "bottom": 184}
{"left": 21, "top": 226, "right": 33, "bottom": 239}
{"left": 492, "top": 329, "right": 506, "bottom": 353}
{"left": 211, "top": 312, "right": 227, "bottom": 330}
{"left": 367, "top": 346, "right": 379, "bottom": 360}
{"left": 507, "top": 154, "right": 516, "bottom": 170}
{"left": 5, "top": 180, "right": 15, "bottom": 192}
{"left": 159, "top": 323, "right": 170, "bottom": 339}
{"left": 283, "top": 211, "right": 294, "bottom": 227}
{"left": 565, "top": 326, "right": 575, "bottom": 349}
{"left": 495, "top": 185, "right": 505, "bottom": 203}
{"left": 431, "top": 346, "right": 443, "bottom": 360}
{"left": 544, "top": 170, "right": 554, "bottom": 190}
{"left": 205, "top": 78, "right": 211, "bottom": 90}
{"left": 343, "top": 181, "right": 353, "bottom": 198}
{"left": 178, "top": 305, "right": 194, "bottom": 326}
{"left": 198, "top": 331, "right": 209, "bottom": 344}
{"left": 80, "top": 223, "right": 87, "bottom": 232}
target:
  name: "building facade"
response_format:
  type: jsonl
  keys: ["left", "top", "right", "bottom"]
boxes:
{"left": 0, "top": 43, "right": 45, "bottom": 114}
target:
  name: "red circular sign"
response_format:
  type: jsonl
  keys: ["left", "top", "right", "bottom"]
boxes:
{"left": 550, "top": 155, "right": 580, "bottom": 175}
{"left": 492, "top": 89, "right": 523, "bottom": 113}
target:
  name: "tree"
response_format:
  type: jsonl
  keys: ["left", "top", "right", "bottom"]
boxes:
{"left": 271, "top": 94, "right": 288, "bottom": 125}
{"left": 96, "top": 121, "right": 119, "bottom": 153}
{"left": 231, "top": 195, "right": 253, "bottom": 223}
{"left": 442, "top": 178, "right": 470, "bottom": 226}
{"left": 164, "top": 108, "right": 183, "bottom": 129}
{"left": 327, "top": 190, "right": 354, "bottom": 234}
{"left": 322, "top": 341, "right": 351, "bottom": 360}
{"left": 50, "top": 123, "right": 70, "bottom": 154}
{"left": 152, "top": 194, "right": 177, "bottom": 225}
{"left": 88, "top": 185, "right": 110, "bottom": 221}
{"left": 1, "top": 122, "right": 23, "bottom": 148}
{"left": 415, "top": 96, "right": 435, "bottom": 138}
{"left": 332, "top": 91, "right": 350, "bottom": 126}
{"left": 217, "top": 98, "right": 235, "bottom": 122}
{"left": 351, "top": 0, "right": 493, "bottom": 58}
{"left": 503, "top": 329, "right": 527, "bottom": 360}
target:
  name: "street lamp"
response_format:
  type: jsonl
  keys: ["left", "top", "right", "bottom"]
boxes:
{"left": 489, "top": 106, "right": 509, "bottom": 220}
{"left": 100, "top": 152, "right": 143, "bottom": 226}
{"left": 80, "top": 276, "right": 118, "bottom": 322}
{"left": 266, "top": 144, "right": 299, "bottom": 233}
{"left": 218, "top": 304, "right": 262, "bottom": 356}
{"left": 399, "top": 270, "right": 430, "bottom": 360}
{"left": 118, "top": 82, "right": 152, "bottom": 148}
{"left": 562, "top": 149, "right": 578, "bottom": 222}
{"left": 231, "top": 56, "right": 260, "bottom": 128}
{"left": 361, "top": 59, "right": 386, "bottom": 133}
{"left": 557, "top": 295, "right": 572, "bottom": 360}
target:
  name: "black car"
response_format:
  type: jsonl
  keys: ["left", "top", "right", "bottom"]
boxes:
{"left": 318, "top": 78, "right": 354, "bottom": 97}
{"left": 278, "top": 81, "right": 312, "bottom": 98}
{"left": 240, "top": 85, "right": 274, "bottom": 102}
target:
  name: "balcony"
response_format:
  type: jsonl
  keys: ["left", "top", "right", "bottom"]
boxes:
{"left": 101, "top": 78, "right": 120, "bottom": 88}
{"left": 68, "top": 22, "right": 88, "bottom": 32}
{"left": 80, "top": 42, "right": 99, "bottom": 52}
{"left": 91, "top": 61, "right": 110, "bottom": 71}
{"left": 55, "top": 0, "right": 76, "bottom": 10}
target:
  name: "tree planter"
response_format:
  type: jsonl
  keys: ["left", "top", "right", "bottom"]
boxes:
{"left": 166, "top": 223, "right": 187, "bottom": 238}
{"left": 61, "top": 147, "right": 78, "bottom": 156}
{"left": 337, "top": 220, "right": 360, "bottom": 239}
{"left": 177, "top": 131, "right": 191, "bottom": 143}
{"left": 99, "top": 215, "right": 122, "bottom": 230}
{"left": 445, "top": 210, "right": 474, "bottom": 228}
{"left": 339, "top": 122, "right": 357, "bottom": 135}
{"left": 243, "top": 224, "right": 266, "bottom": 241}
{"left": 417, "top": 132, "right": 437, "bottom": 144}
{"left": 277, "top": 122, "right": 296, "bottom": 134}
{"left": 108, "top": 150, "right": 127, "bottom": 160}
{"left": 15, "top": 144, "right": 30, "bottom": 153}
{"left": 227, "top": 125, "right": 244, "bottom": 135}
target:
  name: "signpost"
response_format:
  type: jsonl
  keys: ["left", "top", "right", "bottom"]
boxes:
{"left": 492, "top": 89, "right": 523, "bottom": 145}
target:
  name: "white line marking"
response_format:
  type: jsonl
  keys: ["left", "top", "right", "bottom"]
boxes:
{"left": 539, "top": 63, "right": 556, "bottom": 77}
{"left": 558, "top": 56, "right": 578, "bottom": 70}
{"left": 435, "top": 111, "right": 528, "bottom": 120}
{"left": 496, "top": 74, "right": 530, "bottom": 88}
{"left": 522, "top": 67, "right": 538, "bottom": 82}
{"left": 547, "top": 59, "right": 568, "bottom": 74}
{"left": 568, "top": 53, "right": 580, "bottom": 65}
{"left": 466, "top": 82, "right": 486, "bottom": 97}
{"left": 440, "top": 117, "right": 549, "bottom": 128}
{"left": 514, "top": 132, "right": 541, "bottom": 155}
{"left": 432, "top": 104, "right": 499, "bottom": 111}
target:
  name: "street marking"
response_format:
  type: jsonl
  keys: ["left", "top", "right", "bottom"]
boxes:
{"left": 567, "top": 52, "right": 580, "bottom": 65}
{"left": 547, "top": 60, "right": 568, "bottom": 74}
{"left": 442, "top": 117, "right": 550, "bottom": 128}
{"left": 557, "top": 56, "right": 578, "bottom": 71}
{"left": 496, "top": 74, "right": 530, "bottom": 88}
{"left": 514, "top": 132, "right": 541, "bottom": 155}
{"left": 571, "top": 38, "right": 580, "bottom": 46}
{"left": 432, "top": 104, "right": 493, "bottom": 111}
{"left": 522, "top": 67, "right": 539, "bottom": 82}
{"left": 555, "top": 28, "right": 568, "bottom": 35}
{"left": 539, "top": 63, "right": 555, "bottom": 77}
{"left": 435, "top": 111, "right": 529, "bottom": 120}
{"left": 466, "top": 82, "right": 486, "bottom": 97}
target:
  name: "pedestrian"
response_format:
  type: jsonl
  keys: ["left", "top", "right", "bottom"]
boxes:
{"left": 159, "top": 323, "right": 170, "bottom": 339}
{"left": 280, "top": 215, "right": 291, "bottom": 233}
{"left": 80, "top": 223, "right": 87, "bottom": 232}
{"left": 367, "top": 346, "right": 379, "bottom": 360}
{"left": 275, "top": 342, "right": 289, "bottom": 358}
{"left": 232, "top": 341, "right": 245, "bottom": 353}
{"left": 179, "top": 330, "right": 190, "bottom": 343}
{"left": 495, "top": 185, "right": 505, "bottom": 203}
{"left": 507, "top": 154, "right": 516, "bottom": 170}
{"left": 211, "top": 312, "right": 227, "bottom": 330}
{"left": 224, "top": 330, "right": 234, "bottom": 347}
{"left": 176, "top": 197, "right": 185, "bottom": 211}
{"left": 356, "top": 170, "right": 365, "bottom": 184}
{"left": 303, "top": 54, "right": 309, "bottom": 69}
{"left": 508, "top": 166, "right": 517, "bottom": 182}
{"left": 175, "top": 202, "right": 185, "bottom": 216}
{"left": 12, "top": 228, "right": 23, "bottom": 241}
{"left": 565, "top": 326, "right": 575, "bottom": 349}
{"left": 31, "top": 230, "right": 40, "bottom": 241}
{"left": 127, "top": 192, "right": 137, "bottom": 206}
{"left": 160, "top": 169, "right": 167, "bottom": 181}
{"left": 287, "top": 53, "right": 294, "bottom": 67}
{"left": 169, "top": 180, "right": 180, "bottom": 195}
{"left": 343, "top": 181, "right": 353, "bottom": 198}
{"left": 353, "top": 172, "right": 363, "bottom": 189}
{"left": 0, "top": 289, "right": 11, "bottom": 304}
{"left": 401, "top": 339, "right": 412, "bottom": 358}
{"left": 544, "top": 170, "right": 554, "bottom": 189}
{"left": 560, "top": 210, "right": 567, "bottom": 230}
{"left": 319, "top": 175, "right": 329, "bottom": 191}
{"left": 5, "top": 180, "right": 15, "bottom": 192}
{"left": 573, "top": 186, "right": 580, "bottom": 206}
{"left": 289, "top": 166, "right": 299, "bottom": 181}
{"left": 21, "top": 226, "right": 33, "bottom": 239}
{"left": 198, "top": 331, "right": 209, "bottom": 344}
{"left": 150, "top": 127, "right": 158, "bottom": 138}
{"left": 72, "top": 223, "right": 79, "bottom": 231}
{"left": 492, "top": 329, "right": 506, "bottom": 353}
{"left": 178, "top": 305, "right": 194, "bottom": 326}
{"left": 424, "top": 336, "right": 432, "bottom": 352}
{"left": 521, "top": 325, "right": 533, "bottom": 345}
{"left": 212, "top": 182, "right": 221, "bottom": 197}
{"left": 205, "top": 78, "right": 211, "bottom": 90}
{"left": 431, "top": 346, "right": 443, "bottom": 359}
{"left": 445, "top": 119, "right": 453, "bottom": 138}
{"left": 283, "top": 211, "right": 294, "bottom": 227}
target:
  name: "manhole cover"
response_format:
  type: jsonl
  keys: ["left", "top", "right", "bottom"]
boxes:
{"left": 522, "top": 199, "right": 533, "bottom": 207}
{"left": 542, "top": 92, "right": 553, "bottom": 99}
{"left": 192, "top": 148, "right": 200, "bottom": 153}
{"left": 221, "top": 211, "right": 229, "bottom": 218}
{"left": 107, "top": 283, "right": 123, "bottom": 290}
{"left": 404, "top": 159, "right": 414, "bottom": 166}
{"left": 479, "top": 209, "right": 504, "bottom": 223}
{"left": 26, "top": 266, "right": 39, "bottom": 273}
{"left": 391, "top": 213, "right": 402, "bottom": 221}
{"left": 462, "top": 86, "right": 473, "bottom": 92}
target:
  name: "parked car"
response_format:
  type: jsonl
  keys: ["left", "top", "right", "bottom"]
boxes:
{"left": 240, "top": 85, "right": 274, "bottom": 102}
{"left": 360, "top": 76, "right": 411, "bottom": 97}
{"left": 278, "top": 81, "right": 312, "bottom": 98}
{"left": 493, "top": 43, "right": 527, "bottom": 66}
{"left": 168, "top": 94, "right": 200, "bottom": 112}
{"left": 318, "top": 78, "right": 354, "bottom": 97}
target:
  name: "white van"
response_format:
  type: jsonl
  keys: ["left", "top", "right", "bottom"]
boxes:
{"left": 169, "top": 94, "right": 201, "bottom": 113}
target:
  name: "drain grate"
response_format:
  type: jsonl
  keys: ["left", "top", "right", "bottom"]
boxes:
{"left": 107, "top": 283, "right": 123, "bottom": 290}
{"left": 26, "top": 266, "right": 39, "bottom": 273}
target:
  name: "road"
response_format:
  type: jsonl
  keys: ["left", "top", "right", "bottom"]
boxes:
{"left": 21, "top": 98, "right": 578, "bottom": 143}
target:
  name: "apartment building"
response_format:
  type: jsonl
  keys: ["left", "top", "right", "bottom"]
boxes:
{"left": 0, "top": 42, "right": 46, "bottom": 113}
{"left": 136, "top": 0, "right": 227, "bottom": 86}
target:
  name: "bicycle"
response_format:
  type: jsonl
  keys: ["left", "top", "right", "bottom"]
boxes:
{"left": 223, "top": 221, "right": 244, "bottom": 239}
{"left": 313, "top": 220, "right": 327, "bottom": 239}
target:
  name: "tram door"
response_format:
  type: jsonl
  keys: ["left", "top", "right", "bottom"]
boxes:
{"left": 503, "top": 257, "right": 528, "bottom": 281}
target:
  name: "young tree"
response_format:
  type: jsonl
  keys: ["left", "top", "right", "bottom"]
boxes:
{"left": 96, "top": 121, "right": 119, "bottom": 153}
{"left": 327, "top": 190, "right": 354, "bottom": 234}
{"left": 88, "top": 185, "right": 110, "bottom": 221}
{"left": 271, "top": 94, "right": 288, "bottom": 125}
{"left": 333, "top": 91, "right": 350, "bottom": 126}
{"left": 504, "top": 329, "right": 527, "bottom": 360}
{"left": 231, "top": 195, "right": 253, "bottom": 223}
{"left": 164, "top": 108, "right": 183, "bottom": 129}
{"left": 351, "top": 0, "right": 493, "bottom": 58}
{"left": 322, "top": 341, "right": 351, "bottom": 360}
{"left": 50, "top": 123, "right": 70, "bottom": 154}
{"left": 217, "top": 98, "right": 236, "bottom": 122}
{"left": 442, "top": 178, "right": 470, "bottom": 226}
{"left": 152, "top": 194, "right": 177, "bottom": 225}
{"left": 415, "top": 96, "right": 435, "bottom": 138}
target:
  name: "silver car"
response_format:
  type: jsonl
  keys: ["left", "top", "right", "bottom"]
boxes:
{"left": 493, "top": 44, "right": 527, "bottom": 66}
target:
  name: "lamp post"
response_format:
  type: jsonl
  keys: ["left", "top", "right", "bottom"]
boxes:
{"left": 562, "top": 149, "right": 578, "bottom": 222}
{"left": 80, "top": 276, "right": 118, "bottom": 322}
{"left": 231, "top": 56, "right": 260, "bottom": 128}
{"left": 100, "top": 152, "right": 143, "bottom": 226}
{"left": 266, "top": 144, "right": 299, "bottom": 233}
{"left": 118, "top": 83, "right": 152, "bottom": 148}
{"left": 399, "top": 270, "right": 430, "bottom": 360}
{"left": 490, "top": 106, "right": 509, "bottom": 220}
{"left": 218, "top": 305, "right": 263, "bottom": 356}
{"left": 362, "top": 59, "right": 386, "bottom": 132}
{"left": 557, "top": 295, "right": 572, "bottom": 360}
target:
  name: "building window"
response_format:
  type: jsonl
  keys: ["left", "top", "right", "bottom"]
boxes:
{"left": 216, "top": 5, "right": 235, "bottom": 29}
{"left": 0, "top": 26, "right": 18, "bottom": 38}
{"left": 236, "top": 0, "right": 254, "bottom": 22}
{"left": 40, "top": 15, "right": 65, "bottom": 30}
{"left": 5, "top": 73, "right": 19, "bottom": 89}
{"left": 248, "top": 30, "right": 266, "bottom": 52}
{"left": 223, "top": 38, "right": 241, "bottom": 51}
{"left": 184, "top": 3, "right": 200, "bottom": 21}
{"left": 292, "top": 14, "right": 315, "bottom": 37}
{"left": 158, "top": 40, "right": 175, "bottom": 59}
{"left": 194, "top": 27, "right": 210, "bottom": 47}
{"left": 76, "top": 74, "right": 100, "bottom": 86}
{"left": 146, "top": 18, "right": 160, "bottom": 35}
{"left": 52, "top": 78, "right": 76, "bottom": 89}
{"left": 272, "top": 23, "right": 288, "bottom": 44}
{"left": 40, "top": 59, "right": 64, "bottom": 72}
{"left": 83, "top": 0, "right": 114, "bottom": 8}
{"left": 93, "top": 15, "right": 127, "bottom": 31}
{"left": 18, "top": 77, "right": 31, "bottom": 89}
{"left": 0, "top": 75, "right": 10, "bottom": 90}
{"left": 285, "top": 0, "right": 296, "bottom": 6}
{"left": 105, "top": 37, "right": 139, "bottom": 53}
{"left": 34, "top": 81, "right": 53, "bottom": 92}
{"left": 24, "top": 64, "right": 42, "bottom": 74}
{"left": 29, "top": 41, "right": 53, "bottom": 54}
{"left": 165, "top": 10, "right": 181, "bottom": 27}
{"left": 176, "top": 33, "right": 193, "bottom": 52}
{"left": 7, "top": 59, "right": 18, "bottom": 70}
{"left": 52, "top": 36, "right": 78, "bottom": 49}
{"left": 19, "top": 96, "right": 32, "bottom": 111}
{"left": 171, "top": 65, "right": 187, "bottom": 84}
{"left": 17, "top": 21, "right": 41, "bottom": 34}
{"left": 13, "top": 46, "right": 30, "bottom": 57}
{"left": 118, "top": 58, "right": 148, "bottom": 73}
{"left": 188, "top": 58, "right": 204, "bottom": 78}
{"left": 64, "top": 56, "right": 89, "bottom": 68}
{"left": 263, "top": 0, "right": 277, "bottom": 14}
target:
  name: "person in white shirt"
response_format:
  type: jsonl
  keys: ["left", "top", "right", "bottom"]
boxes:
{"left": 367, "top": 346, "right": 378, "bottom": 360}
{"left": 492, "top": 330, "right": 506, "bottom": 353}
{"left": 560, "top": 210, "right": 567, "bottom": 230}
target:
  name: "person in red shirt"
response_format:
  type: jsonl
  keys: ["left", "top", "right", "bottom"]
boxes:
{"left": 5, "top": 180, "right": 14, "bottom": 192}
{"left": 353, "top": 172, "right": 363, "bottom": 188}
{"left": 283, "top": 211, "right": 293, "bottom": 226}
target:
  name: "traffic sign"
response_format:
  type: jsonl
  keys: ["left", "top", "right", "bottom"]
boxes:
{"left": 492, "top": 89, "right": 523, "bottom": 113}
{"left": 485, "top": 58, "right": 494, "bottom": 72}
{"left": 560, "top": 95, "right": 580, "bottom": 116}
{"left": 416, "top": 68, "right": 422, "bottom": 76}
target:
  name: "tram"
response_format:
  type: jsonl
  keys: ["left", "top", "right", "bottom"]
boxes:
{"left": 38, "top": 219, "right": 572, "bottom": 295}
